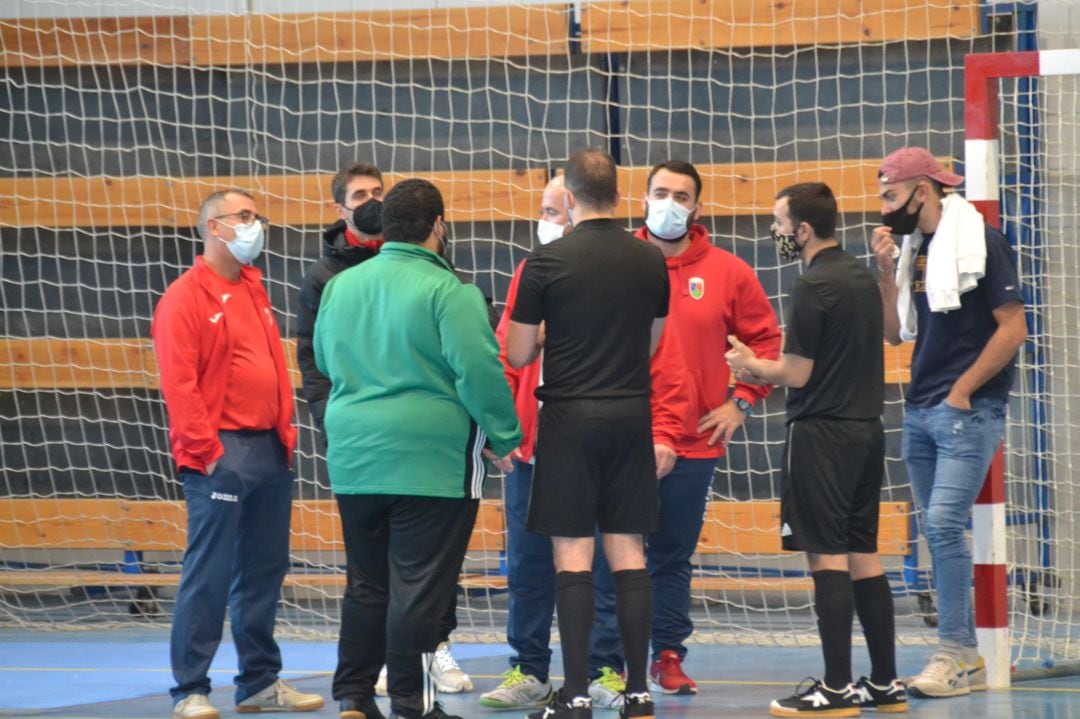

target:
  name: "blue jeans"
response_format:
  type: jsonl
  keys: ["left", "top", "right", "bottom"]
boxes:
{"left": 902, "top": 398, "right": 1006, "bottom": 648}
{"left": 504, "top": 460, "right": 555, "bottom": 682}
{"left": 170, "top": 431, "right": 294, "bottom": 704}
{"left": 591, "top": 457, "right": 716, "bottom": 673}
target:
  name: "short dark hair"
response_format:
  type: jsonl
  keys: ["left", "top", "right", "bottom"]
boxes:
{"left": 564, "top": 148, "right": 618, "bottom": 210}
{"left": 776, "top": 182, "right": 837, "bottom": 240}
{"left": 330, "top": 163, "right": 383, "bottom": 206}
{"left": 647, "top": 160, "right": 702, "bottom": 202}
{"left": 381, "top": 178, "right": 444, "bottom": 244}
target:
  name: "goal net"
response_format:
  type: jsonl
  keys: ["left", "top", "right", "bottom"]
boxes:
{"left": 1, "top": 0, "right": 1078, "bottom": 677}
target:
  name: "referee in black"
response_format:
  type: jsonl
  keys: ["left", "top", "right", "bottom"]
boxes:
{"left": 726, "top": 182, "right": 905, "bottom": 717}
{"left": 506, "top": 148, "right": 669, "bottom": 719}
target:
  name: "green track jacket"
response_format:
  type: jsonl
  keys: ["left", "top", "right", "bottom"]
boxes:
{"left": 314, "top": 242, "right": 522, "bottom": 498}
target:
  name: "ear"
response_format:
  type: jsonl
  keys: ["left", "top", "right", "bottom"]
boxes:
{"left": 641, "top": 192, "right": 649, "bottom": 216}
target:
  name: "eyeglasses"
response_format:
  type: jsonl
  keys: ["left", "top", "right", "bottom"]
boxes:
{"left": 214, "top": 211, "right": 269, "bottom": 227}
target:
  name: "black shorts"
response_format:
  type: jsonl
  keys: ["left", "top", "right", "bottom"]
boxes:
{"left": 526, "top": 398, "right": 659, "bottom": 537}
{"left": 780, "top": 417, "right": 884, "bottom": 554}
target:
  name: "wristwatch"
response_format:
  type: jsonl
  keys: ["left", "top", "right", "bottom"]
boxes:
{"left": 733, "top": 397, "right": 754, "bottom": 416}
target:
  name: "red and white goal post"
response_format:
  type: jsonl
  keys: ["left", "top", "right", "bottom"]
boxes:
{"left": 965, "top": 47, "right": 1080, "bottom": 689}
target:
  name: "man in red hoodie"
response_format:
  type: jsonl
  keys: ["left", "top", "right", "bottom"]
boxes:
{"left": 590, "top": 160, "right": 783, "bottom": 697}
{"left": 480, "top": 174, "right": 692, "bottom": 713}
{"left": 153, "top": 189, "right": 324, "bottom": 719}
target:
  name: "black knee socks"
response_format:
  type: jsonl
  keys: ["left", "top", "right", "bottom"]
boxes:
{"left": 813, "top": 569, "right": 854, "bottom": 689}
{"left": 613, "top": 568, "right": 652, "bottom": 694}
{"left": 853, "top": 574, "right": 897, "bottom": 685}
{"left": 555, "top": 571, "right": 595, "bottom": 699}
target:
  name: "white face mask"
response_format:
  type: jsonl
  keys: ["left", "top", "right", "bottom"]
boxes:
{"left": 536, "top": 219, "right": 567, "bottom": 246}
{"left": 645, "top": 197, "right": 692, "bottom": 241}
{"left": 222, "top": 221, "right": 265, "bottom": 264}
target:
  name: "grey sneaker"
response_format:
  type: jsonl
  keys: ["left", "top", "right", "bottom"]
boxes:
{"left": 173, "top": 694, "right": 220, "bottom": 719}
{"left": 588, "top": 667, "right": 626, "bottom": 709}
{"left": 907, "top": 652, "right": 969, "bottom": 698}
{"left": 479, "top": 665, "right": 554, "bottom": 709}
{"left": 236, "top": 679, "right": 325, "bottom": 713}
{"left": 430, "top": 641, "right": 474, "bottom": 693}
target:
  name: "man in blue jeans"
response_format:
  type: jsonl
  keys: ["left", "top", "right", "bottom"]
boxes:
{"left": 587, "top": 161, "right": 781, "bottom": 701}
{"left": 870, "top": 147, "right": 1027, "bottom": 698}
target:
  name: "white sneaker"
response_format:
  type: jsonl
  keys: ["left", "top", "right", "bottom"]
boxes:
{"left": 588, "top": 666, "right": 626, "bottom": 709}
{"left": 429, "top": 641, "right": 473, "bottom": 693}
{"left": 173, "top": 694, "right": 220, "bottom": 719}
{"left": 907, "top": 652, "right": 970, "bottom": 698}
{"left": 236, "top": 679, "right": 325, "bottom": 713}
{"left": 375, "top": 665, "right": 388, "bottom": 697}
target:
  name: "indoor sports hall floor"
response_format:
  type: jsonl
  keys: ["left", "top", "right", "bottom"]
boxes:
{"left": 2, "top": 628, "right": 1079, "bottom": 719}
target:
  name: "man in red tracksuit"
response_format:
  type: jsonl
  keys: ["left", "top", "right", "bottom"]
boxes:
{"left": 589, "top": 160, "right": 783, "bottom": 697}
{"left": 154, "top": 189, "right": 323, "bottom": 719}
{"left": 479, "top": 175, "right": 693, "bottom": 713}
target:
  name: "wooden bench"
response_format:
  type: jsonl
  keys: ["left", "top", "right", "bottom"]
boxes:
{"left": 0, "top": 337, "right": 919, "bottom": 388}
{"left": 0, "top": 498, "right": 505, "bottom": 592}
{"left": 0, "top": 156, "right": 955, "bottom": 227}
{"left": 0, "top": 497, "right": 910, "bottom": 594}
{"left": 0, "top": 1, "right": 979, "bottom": 68}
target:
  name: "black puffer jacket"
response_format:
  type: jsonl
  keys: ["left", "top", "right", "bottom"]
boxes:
{"left": 296, "top": 221, "right": 379, "bottom": 434}
{"left": 296, "top": 221, "right": 500, "bottom": 437}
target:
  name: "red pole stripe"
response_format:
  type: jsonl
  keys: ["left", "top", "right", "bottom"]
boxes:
{"left": 974, "top": 563, "right": 1009, "bottom": 628}
{"left": 976, "top": 444, "right": 1006, "bottom": 505}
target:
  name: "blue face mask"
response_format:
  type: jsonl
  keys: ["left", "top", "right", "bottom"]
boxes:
{"left": 645, "top": 197, "right": 692, "bottom": 241}
{"left": 222, "top": 221, "right": 265, "bottom": 264}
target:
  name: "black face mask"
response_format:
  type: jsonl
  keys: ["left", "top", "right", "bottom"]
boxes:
{"left": 351, "top": 198, "right": 382, "bottom": 236}
{"left": 881, "top": 188, "right": 923, "bottom": 236}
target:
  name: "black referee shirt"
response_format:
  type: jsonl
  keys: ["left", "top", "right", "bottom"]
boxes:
{"left": 783, "top": 245, "right": 884, "bottom": 421}
{"left": 511, "top": 218, "right": 669, "bottom": 403}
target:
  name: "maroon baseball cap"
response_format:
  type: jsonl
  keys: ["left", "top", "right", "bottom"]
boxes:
{"left": 878, "top": 147, "right": 964, "bottom": 187}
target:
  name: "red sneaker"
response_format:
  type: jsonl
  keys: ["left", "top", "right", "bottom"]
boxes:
{"left": 649, "top": 650, "right": 697, "bottom": 695}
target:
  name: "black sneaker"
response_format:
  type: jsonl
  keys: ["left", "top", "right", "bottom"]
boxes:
{"left": 619, "top": 691, "right": 655, "bottom": 719}
{"left": 339, "top": 698, "right": 385, "bottom": 719}
{"left": 769, "top": 678, "right": 860, "bottom": 717}
{"left": 388, "top": 702, "right": 460, "bottom": 719}
{"left": 853, "top": 677, "right": 908, "bottom": 713}
{"left": 527, "top": 689, "right": 593, "bottom": 719}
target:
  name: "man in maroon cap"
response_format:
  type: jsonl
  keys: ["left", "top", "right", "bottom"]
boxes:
{"left": 870, "top": 148, "right": 1027, "bottom": 699}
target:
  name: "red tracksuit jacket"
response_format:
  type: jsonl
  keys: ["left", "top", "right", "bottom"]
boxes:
{"left": 634, "top": 223, "right": 782, "bottom": 458}
{"left": 152, "top": 257, "right": 297, "bottom": 473}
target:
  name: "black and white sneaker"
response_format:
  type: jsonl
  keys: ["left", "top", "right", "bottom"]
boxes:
{"left": 619, "top": 691, "right": 655, "bottom": 719}
{"left": 527, "top": 689, "right": 592, "bottom": 719}
{"left": 853, "top": 677, "right": 907, "bottom": 713}
{"left": 769, "top": 678, "right": 860, "bottom": 717}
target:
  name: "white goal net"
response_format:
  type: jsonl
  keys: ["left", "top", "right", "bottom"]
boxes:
{"left": 2, "top": 0, "right": 1078, "bottom": 676}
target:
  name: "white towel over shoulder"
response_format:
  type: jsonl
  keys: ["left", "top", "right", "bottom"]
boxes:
{"left": 894, "top": 193, "right": 986, "bottom": 341}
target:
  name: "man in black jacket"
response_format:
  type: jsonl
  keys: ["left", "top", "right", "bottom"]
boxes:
{"left": 296, "top": 162, "right": 385, "bottom": 438}
{"left": 295, "top": 164, "right": 479, "bottom": 712}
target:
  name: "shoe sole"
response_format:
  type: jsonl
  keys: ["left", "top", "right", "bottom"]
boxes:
{"left": 173, "top": 712, "right": 219, "bottom": 719}
{"left": 237, "top": 699, "right": 325, "bottom": 713}
{"left": 649, "top": 679, "right": 696, "bottom": 696}
{"left": 906, "top": 684, "right": 970, "bottom": 699}
{"left": 434, "top": 682, "right": 474, "bottom": 693}
{"left": 478, "top": 697, "right": 552, "bottom": 710}
{"left": 770, "top": 707, "right": 859, "bottom": 717}
{"left": 339, "top": 712, "right": 371, "bottom": 719}
{"left": 870, "top": 702, "right": 910, "bottom": 713}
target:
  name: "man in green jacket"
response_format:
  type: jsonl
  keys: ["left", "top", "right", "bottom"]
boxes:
{"left": 314, "top": 178, "right": 521, "bottom": 719}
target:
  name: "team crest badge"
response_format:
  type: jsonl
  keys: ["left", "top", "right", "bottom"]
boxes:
{"left": 689, "top": 277, "right": 705, "bottom": 300}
